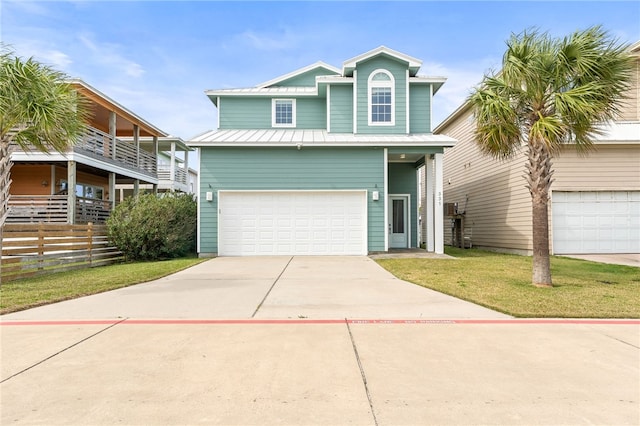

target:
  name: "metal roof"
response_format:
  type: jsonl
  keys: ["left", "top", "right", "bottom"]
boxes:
{"left": 189, "top": 129, "right": 456, "bottom": 147}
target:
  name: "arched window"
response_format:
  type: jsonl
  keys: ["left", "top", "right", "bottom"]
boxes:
{"left": 368, "top": 70, "right": 395, "bottom": 126}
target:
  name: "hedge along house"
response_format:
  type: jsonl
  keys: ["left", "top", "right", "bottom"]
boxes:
{"left": 190, "top": 46, "right": 456, "bottom": 256}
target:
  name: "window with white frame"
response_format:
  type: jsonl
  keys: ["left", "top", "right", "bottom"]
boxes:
{"left": 368, "top": 70, "right": 395, "bottom": 125}
{"left": 272, "top": 99, "right": 296, "bottom": 127}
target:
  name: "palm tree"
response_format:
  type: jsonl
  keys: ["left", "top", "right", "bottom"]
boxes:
{"left": 468, "top": 26, "right": 634, "bottom": 287}
{"left": 0, "top": 45, "right": 90, "bottom": 230}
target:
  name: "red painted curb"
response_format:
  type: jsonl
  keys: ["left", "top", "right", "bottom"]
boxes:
{"left": 1, "top": 318, "right": 638, "bottom": 326}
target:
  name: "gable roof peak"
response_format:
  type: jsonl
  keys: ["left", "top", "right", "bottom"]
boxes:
{"left": 257, "top": 60, "right": 341, "bottom": 88}
{"left": 342, "top": 46, "right": 422, "bottom": 76}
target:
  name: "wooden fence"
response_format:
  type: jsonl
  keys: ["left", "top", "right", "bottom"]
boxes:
{"left": 1, "top": 223, "right": 123, "bottom": 282}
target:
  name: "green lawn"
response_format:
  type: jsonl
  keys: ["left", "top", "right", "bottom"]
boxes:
{"left": 376, "top": 247, "right": 640, "bottom": 318}
{"left": 0, "top": 257, "right": 207, "bottom": 314}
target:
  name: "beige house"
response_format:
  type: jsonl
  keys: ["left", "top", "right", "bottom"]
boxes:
{"left": 428, "top": 41, "right": 640, "bottom": 255}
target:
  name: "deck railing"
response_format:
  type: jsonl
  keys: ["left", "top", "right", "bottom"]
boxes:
{"left": 78, "top": 127, "right": 157, "bottom": 177}
{"left": 6, "top": 195, "right": 111, "bottom": 224}
{"left": 10, "top": 126, "right": 157, "bottom": 178}
{"left": 157, "top": 166, "right": 187, "bottom": 184}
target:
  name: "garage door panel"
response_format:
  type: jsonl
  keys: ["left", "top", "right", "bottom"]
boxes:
{"left": 219, "top": 191, "right": 367, "bottom": 256}
{"left": 553, "top": 191, "right": 640, "bottom": 254}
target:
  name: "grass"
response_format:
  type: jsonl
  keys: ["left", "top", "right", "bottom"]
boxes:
{"left": 0, "top": 257, "right": 207, "bottom": 315}
{"left": 376, "top": 247, "right": 640, "bottom": 318}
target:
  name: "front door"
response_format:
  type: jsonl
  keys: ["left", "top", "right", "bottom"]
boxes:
{"left": 389, "top": 195, "right": 409, "bottom": 248}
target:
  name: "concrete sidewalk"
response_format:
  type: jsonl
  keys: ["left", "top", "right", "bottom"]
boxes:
{"left": 1, "top": 320, "right": 638, "bottom": 425}
{"left": 0, "top": 256, "right": 509, "bottom": 320}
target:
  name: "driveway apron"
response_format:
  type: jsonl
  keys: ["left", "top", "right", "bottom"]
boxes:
{"left": 0, "top": 256, "right": 509, "bottom": 320}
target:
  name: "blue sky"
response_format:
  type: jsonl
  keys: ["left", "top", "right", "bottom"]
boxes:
{"left": 2, "top": 1, "right": 639, "bottom": 140}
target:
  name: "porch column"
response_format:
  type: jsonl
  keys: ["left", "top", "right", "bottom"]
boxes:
{"left": 108, "top": 173, "right": 116, "bottom": 210}
{"left": 133, "top": 179, "right": 139, "bottom": 197}
{"left": 434, "top": 153, "right": 444, "bottom": 254}
{"left": 109, "top": 111, "right": 117, "bottom": 160}
{"left": 170, "top": 140, "right": 176, "bottom": 191}
{"left": 67, "top": 160, "right": 76, "bottom": 224}
{"left": 152, "top": 136, "right": 159, "bottom": 195}
{"left": 184, "top": 147, "right": 190, "bottom": 190}
{"left": 425, "top": 155, "right": 435, "bottom": 252}
{"left": 133, "top": 124, "right": 140, "bottom": 167}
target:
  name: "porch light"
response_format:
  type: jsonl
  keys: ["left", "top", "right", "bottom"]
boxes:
{"left": 400, "top": 154, "right": 405, "bottom": 159}
{"left": 41, "top": 180, "right": 48, "bottom": 187}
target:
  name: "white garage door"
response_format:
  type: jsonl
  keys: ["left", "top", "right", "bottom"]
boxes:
{"left": 218, "top": 191, "right": 367, "bottom": 256}
{"left": 552, "top": 191, "right": 640, "bottom": 254}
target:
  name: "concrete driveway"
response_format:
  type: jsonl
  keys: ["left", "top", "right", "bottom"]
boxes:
{"left": 2, "top": 256, "right": 639, "bottom": 425}
{"left": 0, "top": 256, "right": 509, "bottom": 320}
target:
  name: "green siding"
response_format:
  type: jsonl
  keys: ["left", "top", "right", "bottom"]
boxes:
{"left": 296, "top": 98, "right": 326, "bottom": 129}
{"left": 356, "top": 56, "right": 408, "bottom": 135}
{"left": 329, "top": 85, "right": 353, "bottom": 133}
{"left": 199, "top": 147, "right": 385, "bottom": 254}
{"left": 219, "top": 97, "right": 271, "bottom": 129}
{"left": 388, "top": 163, "right": 418, "bottom": 247}
{"left": 409, "top": 85, "right": 431, "bottom": 133}
{"left": 219, "top": 97, "right": 325, "bottom": 129}
{"left": 269, "top": 67, "right": 339, "bottom": 87}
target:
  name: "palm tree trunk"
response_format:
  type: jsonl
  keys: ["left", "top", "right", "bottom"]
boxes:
{"left": 526, "top": 141, "right": 554, "bottom": 287}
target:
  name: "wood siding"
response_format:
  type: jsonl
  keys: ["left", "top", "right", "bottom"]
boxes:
{"left": 296, "top": 98, "right": 326, "bottom": 129}
{"left": 356, "top": 56, "right": 408, "bottom": 134}
{"left": 619, "top": 53, "right": 639, "bottom": 121}
{"left": 199, "top": 147, "right": 385, "bottom": 254}
{"left": 440, "top": 110, "right": 640, "bottom": 254}
{"left": 409, "top": 85, "right": 431, "bottom": 133}
{"left": 218, "top": 97, "right": 326, "bottom": 130}
{"left": 329, "top": 85, "right": 353, "bottom": 133}
{"left": 219, "top": 98, "right": 271, "bottom": 129}
{"left": 440, "top": 108, "right": 533, "bottom": 253}
{"left": 11, "top": 164, "right": 108, "bottom": 198}
{"left": 271, "top": 68, "right": 338, "bottom": 87}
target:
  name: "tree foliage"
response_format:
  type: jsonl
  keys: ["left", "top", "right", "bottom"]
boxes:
{"left": 0, "top": 44, "right": 90, "bottom": 226}
{"left": 468, "top": 26, "right": 634, "bottom": 286}
{"left": 107, "top": 193, "right": 197, "bottom": 261}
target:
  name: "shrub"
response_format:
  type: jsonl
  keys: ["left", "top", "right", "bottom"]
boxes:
{"left": 107, "top": 193, "right": 197, "bottom": 260}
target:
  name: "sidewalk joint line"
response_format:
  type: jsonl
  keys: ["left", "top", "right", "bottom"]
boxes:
{"left": 251, "top": 256, "right": 294, "bottom": 318}
{"left": 0, "top": 317, "right": 128, "bottom": 384}
{"left": 346, "top": 318, "right": 379, "bottom": 426}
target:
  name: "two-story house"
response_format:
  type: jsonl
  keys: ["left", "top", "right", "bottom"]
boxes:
{"left": 190, "top": 46, "right": 456, "bottom": 256}
{"left": 8, "top": 79, "right": 168, "bottom": 224}
{"left": 434, "top": 40, "right": 640, "bottom": 256}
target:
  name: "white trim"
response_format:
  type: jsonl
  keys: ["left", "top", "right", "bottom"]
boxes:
{"left": 383, "top": 148, "right": 389, "bottom": 251}
{"left": 343, "top": 46, "right": 422, "bottom": 74}
{"left": 429, "top": 84, "right": 433, "bottom": 132}
{"left": 388, "top": 194, "right": 411, "bottom": 248}
{"left": 434, "top": 153, "right": 444, "bottom": 254}
{"left": 426, "top": 156, "right": 434, "bottom": 252}
{"left": 406, "top": 69, "right": 410, "bottom": 133}
{"left": 218, "top": 189, "right": 368, "bottom": 256}
{"left": 256, "top": 61, "right": 341, "bottom": 88}
{"left": 367, "top": 69, "right": 395, "bottom": 127}
{"left": 353, "top": 70, "right": 358, "bottom": 134}
{"left": 326, "top": 84, "right": 331, "bottom": 133}
{"left": 216, "top": 97, "right": 220, "bottom": 130}
{"left": 271, "top": 99, "right": 297, "bottom": 128}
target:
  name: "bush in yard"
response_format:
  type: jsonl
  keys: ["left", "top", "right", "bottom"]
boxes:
{"left": 107, "top": 193, "right": 197, "bottom": 260}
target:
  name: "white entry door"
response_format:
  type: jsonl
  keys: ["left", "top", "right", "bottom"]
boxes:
{"left": 389, "top": 195, "right": 409, "bottom": 248}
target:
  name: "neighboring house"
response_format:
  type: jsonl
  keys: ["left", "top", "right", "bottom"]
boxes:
{"left": 433, "top": 41, "right": 640, "bottom": 255}
{"left": 115, "top": 136, "right": 196, "bottom": 199}
{"left": 7, "top": 79, "right": 167, "bottom": 224}
{"left": 190, "top": 46, "right": 456, "bottom": 256}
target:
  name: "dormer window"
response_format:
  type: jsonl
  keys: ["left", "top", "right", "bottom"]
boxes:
{"left": 368, "top": 70, "right": 395, "bottom": 126}
{"left": 272, "top": 99, "right": 296, "bottom": 127}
